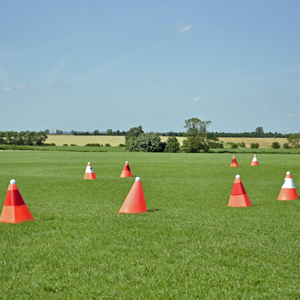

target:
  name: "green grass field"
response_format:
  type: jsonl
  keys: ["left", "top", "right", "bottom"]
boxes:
{"left": 0, "top": 151, "right": 300, "bottom": 299}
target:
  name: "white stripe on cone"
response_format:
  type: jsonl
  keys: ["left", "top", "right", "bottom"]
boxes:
{"left": 282, "top": 178, "right": 296, "bottom": 189}
{"left": 252, "top": 156, "right": 258, "bottom": 162}
{"left": 85, "top": 165, "right": 94, "bottom": 173}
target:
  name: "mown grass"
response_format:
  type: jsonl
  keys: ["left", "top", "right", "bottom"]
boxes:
{"left": 0, "top": 145, "right": 126, "bottom": 152}
{"left": 1, "top": 144, "right": 299, "bottom": 155}
{"left": 0, "top": 151, "right": 299, "bottom": 299}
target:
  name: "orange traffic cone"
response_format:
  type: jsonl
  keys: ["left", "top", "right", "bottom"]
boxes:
{"left": 251, "top": 155, "right": 259, "bottom": 166}
{"left": 0, "top": 179, "right": 34, "bottom": 223}
{"left": 230, "top": 156, "right": 239, "bottom": 167}
{"left": 83, "top": 162, "right": 97, "bottom": 180}
{"left": 120, "top": 161, "right": 132, "bottom": 178}
{"left": 119, "top": 177, "right": 147, "bottom": 213}
{"left": 277, "top": 171, "right": 299, "bottom": 201}
{"left": 228, "top": 175, "right": 252, "bottom": 207}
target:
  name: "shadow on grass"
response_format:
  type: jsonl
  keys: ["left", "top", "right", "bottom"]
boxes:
{"left": 147, "top": 208, "right": 164, "bottom": 213}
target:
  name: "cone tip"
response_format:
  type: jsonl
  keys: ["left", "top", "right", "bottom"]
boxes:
{"left": 88, "top": 162, "right": 90, "bottom": 164}
{"left": 126, "top": 161, "right": 128, "bottom": 163}
{"left": 286, "top": 171, "right": 290, "bottom": 175}
{"left": 233, "top": 156, "right": 235, "bottom": 158}
{"left": 135, "top": 177, "right": 141, "bottom": 181}
{"left": 10, "top": 179, "right": 16, "bottom": 184}
{"left": 236, "top": 175, "right": 240, "bottom": 179}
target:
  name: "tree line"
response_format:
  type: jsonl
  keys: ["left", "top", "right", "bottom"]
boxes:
{"left": 0, "top": 131, "right": 47, "bottom": 146}
{"left": 2, "top": 122, "right": 300, "bottom": 150}
{"left": 46, "top": 126, "right": 292, "bottom": 138}
{"left": 124, "top": 122, "right": 300, "bottom": 152}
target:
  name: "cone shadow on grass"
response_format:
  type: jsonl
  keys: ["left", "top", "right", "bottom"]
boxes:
{"left": 147, "top": 208, "right": 163, "bottom": 213}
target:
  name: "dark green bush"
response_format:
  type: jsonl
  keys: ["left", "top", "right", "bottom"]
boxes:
{"left": 271, "top": 142, "right": 281, "bottom": 149}
{"left": 283, "top": 142, "right": 291, "bottom": 149}
{"left": 85, "top": 143, "right": 101, "bottom": 147}
{"left": 105, "top": 143, "right": 111, "bottom": 147}
{"left": 118, "top": 143, "right": 125, "bottom": 147}
{"left": 165, "top": 136, "right": 180, "bottom": 153}
{"left": 250, "top": 143, "right": 259, "bottom": 149}
{"left": 63, "top": 144, "right": 68, "bottom": 146}
{"left": 128, "top": 132, "right": 163, "bottom": 152}
{"left": 231, "top": 144, "right": 238, "bottom": 149}
{"left": 209, "top": 142, "right": 224, "bottom": 148}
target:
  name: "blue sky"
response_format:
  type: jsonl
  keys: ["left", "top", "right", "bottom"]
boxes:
{"left": 1, "top": 0, "right": 300, "bottom": 134}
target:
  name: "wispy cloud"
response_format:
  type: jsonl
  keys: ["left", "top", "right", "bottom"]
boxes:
{"left": 45, "top": 53, "right": 75, "bottom": 85}
{"left": 189, "top": 96, "right": 212, "bottom": 102}
{"left": 0, "top": 33, "right": 83, "bottom": 58}
{"left": 1, "top": 87, "right": 12, "bottom": 92}
{"left": 70, "top": 40, "right": 176, "bottom": 84}
{"left": 0, "top": 69, "right": 11, "bottom": 86}
{"left": 260, "top": 88, "right": 267, "bottom": 92}
{"left": 190, "top": 96, "right": 202, "bottom": 102}
{"left": 215, "top": 68, "right": 300, "bottom": 91}
{"left": 122, "top": 80, "right": 202, "bottom": 92}
{"left": 284, "top": 113, "right": 297, "bottom": 118}
{"left": 17, "top": 84, "right": 26, "bottom": 89}
{"left": 179, "top": 24, "right": 193, "bottom": 32}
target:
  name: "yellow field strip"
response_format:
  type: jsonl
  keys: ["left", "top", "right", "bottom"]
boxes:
{"left": 46, "top": 135, "right": 288, "bottom": 148}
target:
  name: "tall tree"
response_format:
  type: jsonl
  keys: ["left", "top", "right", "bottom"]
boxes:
{"left": 107, "top": 129, "right": 113, "bottom": 135}
{"left": 125, "top": 125, "right": 144, "bottom": 147}
{"left": 165, "top": 136, "right": 180, "bottom": 153}
{"left": 287, "top": 134, "right": 300, "bottom": 149}
{"left": 182, "top": 118, "right": 212, "bottom": 153}
{"left": 255, "top": 126, "right": 264, "bottom": 136}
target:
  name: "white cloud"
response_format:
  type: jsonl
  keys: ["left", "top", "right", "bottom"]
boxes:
{"left": 17, "top": 85, "right": 26, "bottom": 89}
{"left": 1, "top": 87, "right": 12, "bottom": 92}
{"left": 283, "top": 113, "right": 297, "bottom": 118}
{"left": 260, "top": 88, "right": 267, "bottom": 92}
{"left": 179, "top": 24, "right": 193, "bottom": 32}
{"left": 190, "top": 96, "right": 202, "bottom": 102}
{"left": 189, "top": 96, "right": 212, "bottom": 102}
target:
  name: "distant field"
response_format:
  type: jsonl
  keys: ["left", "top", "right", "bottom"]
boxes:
{"left": 219, "top": 137, "right": 288, "bottom": 148}
{"left": 46, "top": 135, "right": 288, "bottom": 148}
{"left": 46, "top": 135, "right": 126, "bottom": 147}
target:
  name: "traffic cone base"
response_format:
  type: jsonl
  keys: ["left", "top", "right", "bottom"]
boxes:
{"left": 228, "top": 194, "right": 252, "bottom": 207}
{"left": 84, "top": 162, "right": 97, "bottom": 180}
{"left": 120, "top": 161, "right": 132, "bottom": 178}
{"left": 0, "top": 180, "right": 34, "bottom": 223}
{"left": 119, "top": 177, "right": 147, "bottom": 213}
{"left": 83, "top": 172, "right": 97, "bottom": 180}
{"left": 277, "top": 172, "right": 299, "bottom": 201}
{"left": 120, "top": 170, "right": 132, "bottom": 178}
{"left": 0, "top": 205, "right": 34, "bottom": 223}
{"left": 277, "top": 189, "right": 299, "bottom": 201}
